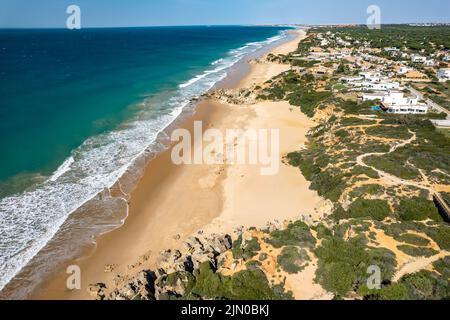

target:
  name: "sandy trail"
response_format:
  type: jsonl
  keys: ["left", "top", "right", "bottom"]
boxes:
{"left": 392, "top": 252, "right": 449, "bottom": 282}
{"left": 355, "top": 130, "right": 434, "bottom": 192}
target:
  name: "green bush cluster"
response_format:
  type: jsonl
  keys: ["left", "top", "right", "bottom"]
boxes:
{"left": 314, "top": 237, "right": 397, "bottom": 297}
{"left": 360, "top": 270, "right": 449, "bottom": 300}
{"left": 365, "top": 125, "right": 413, "bottom": 140}
{"left": 365, "top": 153, "right": 421, "bottom": 180}
{"left": 432, "top": 256, "right": 450, "bottom": 279}
{"left": 334, "top": 199, "right": 391, "bottom": 221}
{"left": 394, "top": 233, "right": 431, "bottom": 246}
{"left": 186, "top": 262, "right": 293, "bottom": 300}
{"left": 340, "top": 117, "right": 377, "bottom": 127}
{"left": 288, "top": 89, "right": 332, "bottom": 117}
{"left": 397, "top": 245, "right": 438, "bottom": 257}
{"left": 396, "top": 197, "right": 442, "bottom": 222}
{"left": 267, "top": 221, "right": 316, "bottom": 249}
{"left": 277, "top": 246, "right": 310, "bottom": 274}
{"left": 232, "top": 235, "right": 261, "bottom": 260}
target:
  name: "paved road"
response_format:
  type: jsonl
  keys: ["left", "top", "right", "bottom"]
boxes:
{"left": 409, "top": 86, "right": 450, "bottom": 120}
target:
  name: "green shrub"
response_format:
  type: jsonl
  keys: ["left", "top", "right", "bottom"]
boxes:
{"left": 340, "top": 117, "right": 377, "bottom": 127}
{"left": 159, "top": 271, "right": 196, "bottom": 295}
{"left": 346, "top": 199, "right": 391, "bottom": 221}
{"left": 397, "top": 197, "right": 442, "bottom": 222}
{"left": 189, "top": 262, "right": 293, "bottom": 300}
{"left": 277, "top": 246, "right": 310, "bottom": 274}
{"left": 423, "top": 224, "right": 450, "bottom": 250}
{"left": 286, "top": 152, "right": 320, "bottom": 181}
{"left": 365, "top": 125, "right": 413, "bottom": 140}
{"left": 349, "top": 184, "right": 383, "bottom": 199}
{"left": 432, "top": 256, "right": 450, "bottom": 279}
{"left": 288, "top": 89, "right": 332, "bottom": 117}
{"left": 268, "top": 221, "right": 316, "bottom": 249}
{"left": 395, "top": 233, "right": 431, "bottom": 246}
{"left": 397, "top": 245, "right": 438, "bottom": 257}
{"left": 317, "top": 261, "right": 355, "bottom": 297}
{"left": 309, "top": 170, "right": 347, "bottom": 202}
{"left": 360, "top": 269, "right": 450, "bottom": 300}
{"left": 365, "top": 154, "right": 421, "bottom": 180}
{"left": 315, "top": 223, "right": 333, "bottom": 239}
{"left": 351, "top": 166, "right": 380, "bottom": 179}
{"left": 314, "top": 237, "right": 396, "bottom": 297}
{"left": 359, "top": 283, "right": 411, "bottom": 300}
{"left": 400, "top": 271, "right": 449, "bottom": 300}
{"left": 246, "top": 260, "right": 262, "bottom": 270}
{"left": 232, "top": 235, "right": 261, "bottom": 260}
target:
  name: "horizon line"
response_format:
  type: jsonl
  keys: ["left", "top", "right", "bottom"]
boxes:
{"left": 2, "top": 22, "right": 450, "bottom": 31}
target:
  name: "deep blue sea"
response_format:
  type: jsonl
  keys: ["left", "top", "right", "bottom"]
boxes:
{"left": 0, "top": 26, "right": 291, "bottom": 293}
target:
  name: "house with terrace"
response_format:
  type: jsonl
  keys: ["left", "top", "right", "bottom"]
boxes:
{"left": 362, "top": 91, "right": 429, "bottom": 114}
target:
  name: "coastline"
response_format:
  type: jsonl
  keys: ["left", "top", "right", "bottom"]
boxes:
{"left": 27, "top": 28, "right": 320, "bottom": 300}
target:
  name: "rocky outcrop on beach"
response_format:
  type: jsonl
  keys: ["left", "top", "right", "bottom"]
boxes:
{"left": 89, "top": 233, "right": 234, "bottom": 300}
{"left": 108, "top": 271, "right": 156, "bottom": 300}
{"left": 205, "top": 88, "right": 260, "bottom": 105}
{"left": 159, "top": 234, "right": 232, "bottom": 273}
{"left": 88, "top": 208, "right": 450, "bottom": 301}
{"left": 88, "top": 223, "right": 309, "bottom": 300}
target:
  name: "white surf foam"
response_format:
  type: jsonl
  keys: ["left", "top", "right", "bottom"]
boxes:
{"left": 49, "top": 157, "right": 74, "bottom": 182}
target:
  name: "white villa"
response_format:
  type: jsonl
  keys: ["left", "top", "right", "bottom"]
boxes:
{"left": 364, "top": 81, "right": 401, "bottom": 91}
{"left": 361, "top": 92, "right": 387, "bottom": 101}
{"left": 360, "top": 71, "right": 383, "bottom": 82}
{"left": 341, "top": 72, "right": 401, "bottom": 91}
{"left": 362, "top": 91, "right": 428, "bottom": 114}
{"left": 424, "top": 59, "right": 436, "bottom": 67}
{"left": 411, "top": 55, "right": 427, "bottom": 63}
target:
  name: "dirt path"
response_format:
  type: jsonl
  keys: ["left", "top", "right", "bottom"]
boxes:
{"left": 355, "top": 130, "right": 437, "bottom": 193}
{"left": 392, "top": 252, "right": 449, "bottom": 282}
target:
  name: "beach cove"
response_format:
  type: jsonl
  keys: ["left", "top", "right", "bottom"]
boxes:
{"left": 26, "top": 28, "right": 325, "bottom": 300}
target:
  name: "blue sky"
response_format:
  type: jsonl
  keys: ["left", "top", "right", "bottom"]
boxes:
{"left": 0, "top": 0, "right": 449, "bottom": 28}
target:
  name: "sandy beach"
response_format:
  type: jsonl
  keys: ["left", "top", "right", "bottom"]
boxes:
{"left": 30, "top": 28, "right": 323, "bottom": 300}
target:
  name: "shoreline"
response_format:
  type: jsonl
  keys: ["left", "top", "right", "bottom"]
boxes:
{"left": 24, "top": 28, "right": 316, "bottom": 300}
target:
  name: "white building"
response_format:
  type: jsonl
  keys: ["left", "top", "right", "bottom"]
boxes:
{"left": 424, "top": 59, "right": 436, "bottom": 67}
{"left": 411, "top": 55, "right": 427, "bottom": 63}
{"left": 384, "top": 103, "right": 428, "bottom": 115}
{"left": 321, "top": 39, "right": 330, "bottom": 46}
{"left": 364, "top": 81, "right": 401, "bottom": 91}
{"left": 340, "top": 76, "right": 364, "bottom": 83}
{"left": 362, "top": 92, "right": 387, "bottom": 102}
{"left": 360, "top": 71, "right": 383, "bottom": 82}
{"left": 343, "top": 71, "right": 401, "bottom": 92}
{"left": 400, "top": 52, "right": 410, "bottom": 59}
{"left": 362, "top": 91, "right": 429, "bottom": 114}
{"left": 437, "top": 68, "right": 450, "bottom": 82}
